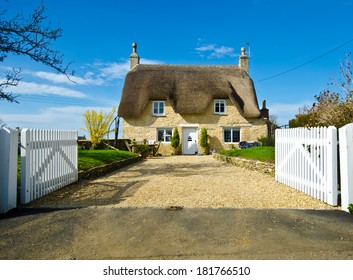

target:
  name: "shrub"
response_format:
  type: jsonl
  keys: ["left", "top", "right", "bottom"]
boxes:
{"left": 200, "top": 128, "right": 208, "bottom": 148}
{"left": 171, "top": 127, "right": 180, "bottom": 148}
{"left": 258, "top": 136, "right": 275, "bottom": 147}
{"left": 135, "top": 144, "right": 150, "bottom": 154}
{"left": 348, "top": 204, "right": 353, "bottom": 214}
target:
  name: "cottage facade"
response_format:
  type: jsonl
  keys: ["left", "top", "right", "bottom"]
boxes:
{"left": 118, "top": 43, "right": 269, "bottom": 155}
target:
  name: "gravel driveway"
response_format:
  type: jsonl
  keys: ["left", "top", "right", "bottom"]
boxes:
{"left": 27, "top": 155, "right": 338, "bottom": 210}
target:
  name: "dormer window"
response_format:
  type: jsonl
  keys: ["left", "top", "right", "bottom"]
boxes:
{"left": 214, "top": 99, "right": 226, "bottom": 114}
{"left": 152, "top": 101, "right": 165, "bottom": 116}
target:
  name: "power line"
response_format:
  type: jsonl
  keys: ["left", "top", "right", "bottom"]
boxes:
{"left": 256, "top": 37, "right": 353, "bottom": 83}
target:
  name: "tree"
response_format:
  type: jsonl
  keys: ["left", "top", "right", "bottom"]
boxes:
{"left": 200, "top": 128, "right": 208, "bottom": 148}
{"left": 171, "top": 127, "right": 180, "bottom": 148}
{"left": 292, "top": 52, "right": 353, "bottom": 128}
{"left": 199, "top": 128, "right": 209, "bottom": 155}
{"left": 82, "top": 108, "right": 115, "bottom": 149}
{"left": 0, "top": 3, "right": 72, "bottom": 103}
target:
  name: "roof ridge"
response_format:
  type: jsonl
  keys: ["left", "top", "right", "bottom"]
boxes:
{"left": 138, "top": 64, "right": 239, "bottom": 68}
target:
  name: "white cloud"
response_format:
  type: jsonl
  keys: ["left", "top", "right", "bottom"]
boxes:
{"left": 195, "top": 43, "right": 236, "bottom": 58}
{"left": 23, "top": 58, "right": 164, "bottom": 87}
{"left": 33, "top": 71, "right": 104, "bottom": 86}
{"left": 2, "top": 105, "right": 113, "bottom": 132}
{"left": 94, "top": 58, "right": 163, "bottom": 81}
{"left": 11, "top": 81, "right": 86, "bottom": 98}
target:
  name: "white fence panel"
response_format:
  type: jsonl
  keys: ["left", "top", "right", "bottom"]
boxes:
{"left": 0, "top": 127, "right": 18, "bottom": 213}
{"left": 275, "top": 126, "right": 338, "bottom": 206}
{"left": 21, "top": 129, "right": 78, "bottom": 204}
{"left": 339, "top": 123, "right": 353, "bottom": 212}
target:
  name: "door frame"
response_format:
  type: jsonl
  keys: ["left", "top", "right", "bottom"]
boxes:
{"left": 181, "top": 124, "right": 199, "bottom": 155}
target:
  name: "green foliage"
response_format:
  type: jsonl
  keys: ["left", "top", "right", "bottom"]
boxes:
{"left": 171, "top": 127, "right": 180, "bottom": 148}
{"left": 82, "top": 108, "right": 115, "bottom": 149}
{"left": 78, "top": 149, "right": 136, "bottom": 170}
{"left": 348, "top": 204, "right": 353, "bottom": 214}
{"left": 135, "top": 144, "right": 151, "bottom": 154}
{"left": 219, "top": 146, "right": 275, "bottom": 162}
{"left": 200, "top": 128, "right": 208, "bottom": 148}
{"left": 289, "top": 114, "right": 311, "bottom": 128}
{"left": 258, "top": 136, "right": 275, "bottom": 146}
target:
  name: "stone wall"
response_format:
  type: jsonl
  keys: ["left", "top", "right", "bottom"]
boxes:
{"left": 78, "top": 156, "right": 141, "bottom": 180}
{"left": 213, "top": 153, "right": 275, "bottom": 176}
{"left": 122, "top": 100, "right": 268, "bottom": 155}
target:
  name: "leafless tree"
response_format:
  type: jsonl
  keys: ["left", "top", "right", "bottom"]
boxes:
{"left": 0, "top": 3, "right": 72, "bottom": 103}
{"left": 293, "top": 52, "right": 353, "bottom": 128}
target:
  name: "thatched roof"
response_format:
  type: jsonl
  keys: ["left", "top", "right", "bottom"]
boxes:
{"left": 118, "top": 64, "right": 261, "bottom": 118}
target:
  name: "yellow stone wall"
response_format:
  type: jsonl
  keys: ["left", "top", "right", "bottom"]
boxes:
{"left": 122, "top": 99, "right": 268, "bottom": 155}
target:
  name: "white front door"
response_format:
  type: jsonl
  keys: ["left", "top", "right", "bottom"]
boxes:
{"left": 182, "top": 127, "right": 197, "bottom": 155}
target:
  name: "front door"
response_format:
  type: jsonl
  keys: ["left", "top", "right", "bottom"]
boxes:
{"left": 182, "top": 127, "right": 197, "bottom": 154}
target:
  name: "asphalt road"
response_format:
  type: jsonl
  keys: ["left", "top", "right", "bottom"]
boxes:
{"left": 0, "top": 206, "right": 352, "bottom": 259}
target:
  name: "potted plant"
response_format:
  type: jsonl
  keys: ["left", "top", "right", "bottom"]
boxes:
{"left": 200, "top": 128, "right": 209, "bottom": 155}
{"left": 135, "top": 144, "right": 151, "bottom": 158}
{"left": 171, "top": 127, "right": 181, "bottom": 155}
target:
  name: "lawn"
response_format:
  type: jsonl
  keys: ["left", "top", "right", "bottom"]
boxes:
{"left": 219, "top": 146, "right": 275, "bottom": 162}
{"left": 78, "top": 149, "right": 137, "bottom": 170}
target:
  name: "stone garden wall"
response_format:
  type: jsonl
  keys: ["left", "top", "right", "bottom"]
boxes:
{"left": 213, "top": 153, "right": 275, "bottom": 176}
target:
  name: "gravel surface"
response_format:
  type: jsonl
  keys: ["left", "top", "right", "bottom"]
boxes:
{"left": 27, "top": 155, "right": 339, "bottom": 210}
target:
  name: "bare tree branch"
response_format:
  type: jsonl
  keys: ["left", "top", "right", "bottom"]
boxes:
{"left": 0, "top": 3, "right": 73, "bottom": 103}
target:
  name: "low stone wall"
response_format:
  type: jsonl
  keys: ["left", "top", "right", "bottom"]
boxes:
{"left": 78, "top": 156, "right": 142, "bottom": 180}
{"left": 213, "top": 154, "right": 275, "bottom": 176}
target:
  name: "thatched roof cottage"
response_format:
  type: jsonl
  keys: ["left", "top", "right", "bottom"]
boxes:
{"left": 118, "top": 43, "right": 269, "bottom": 155}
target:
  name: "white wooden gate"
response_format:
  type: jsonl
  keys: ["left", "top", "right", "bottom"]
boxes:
{"left": 20, "top": 129, "right": 78, "bottom": 204}
{"left": 275, "top": 126, "right": 338, "bottom": 206}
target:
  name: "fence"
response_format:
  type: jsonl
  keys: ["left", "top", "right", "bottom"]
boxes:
{"left": 275, "top": 126, "right": 338, "bottom": 206}
{"left": 20, "top": 129, "right": 78, "bottom": 204}
{"left": 0, "top": 127, "right": 18, "bottom": 213}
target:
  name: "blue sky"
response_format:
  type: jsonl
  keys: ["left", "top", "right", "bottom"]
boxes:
{"left": 1, "top": 0, "right": 353, "bottom": 136}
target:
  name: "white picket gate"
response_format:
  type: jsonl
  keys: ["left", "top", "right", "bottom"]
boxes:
{"left": 20, "top": 129, "right": 78, "bottom": 204}
{"left": 0, "top": 127, "right": 18, "bottom": 213}
{"left": 275, "top": 126, "right": 338, "bottom": 206}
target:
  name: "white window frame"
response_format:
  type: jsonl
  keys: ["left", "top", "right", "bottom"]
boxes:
{"left": 157, "top": 128, "right": 173, "bottom": 143}
{"left": 214, "top": 99, "right": 226, "bottom": 114}
{"left": 152, "top": 101, "right": 165, "bottom": 116}
{"left": 223, "top": 127, "right": 241, "bottom": 143}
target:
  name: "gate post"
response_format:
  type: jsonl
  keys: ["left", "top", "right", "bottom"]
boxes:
{"left": 0, "top": 127, "right": 18, "bottom": 213}
{"left": 339, "top": 123, "right": 353, "bottom": 212}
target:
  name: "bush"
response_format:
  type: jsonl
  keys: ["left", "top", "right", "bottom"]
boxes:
{"left": 200, "top": 128, "right": 208, "bottom": 148}
{"left": 258, "top": 136, "right": 275, "bottom": 147}
{"left": 171, "top": 127, "right": 180, "bottom": 148}
{"left": 135, "top": 144, "right": 150, "bottom": 154}
{"left": 348, "top": 204, "right": 353, "bottom": 214}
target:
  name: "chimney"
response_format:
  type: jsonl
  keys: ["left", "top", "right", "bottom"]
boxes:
{"left": 238, "top": 47, "right": 249, "bottom": 74}
{"left": 130, "top": 42, "right": 140, "bottom": 70}
{"left": 260, "top": 100, "right": 269, "bottom": 119}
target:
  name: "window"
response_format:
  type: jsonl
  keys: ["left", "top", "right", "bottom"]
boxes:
{"left": 157, "top": 128, "right": 172, "bottom": 142}
{"left": 223, "top": 128, "right": 240, "bottom": 143}
{"left": 152, "top": 101, "right": 165, "bottom": 116}
{"left": 214, "top": 99, "right": 226, "bottom": 114}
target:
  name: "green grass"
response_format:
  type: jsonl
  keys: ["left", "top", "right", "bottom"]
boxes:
{"left": 219, "top": 146, "right": 275, "bottom": 162}
{"left": 78, "top": 149, "right": 137, "bottom": 170}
